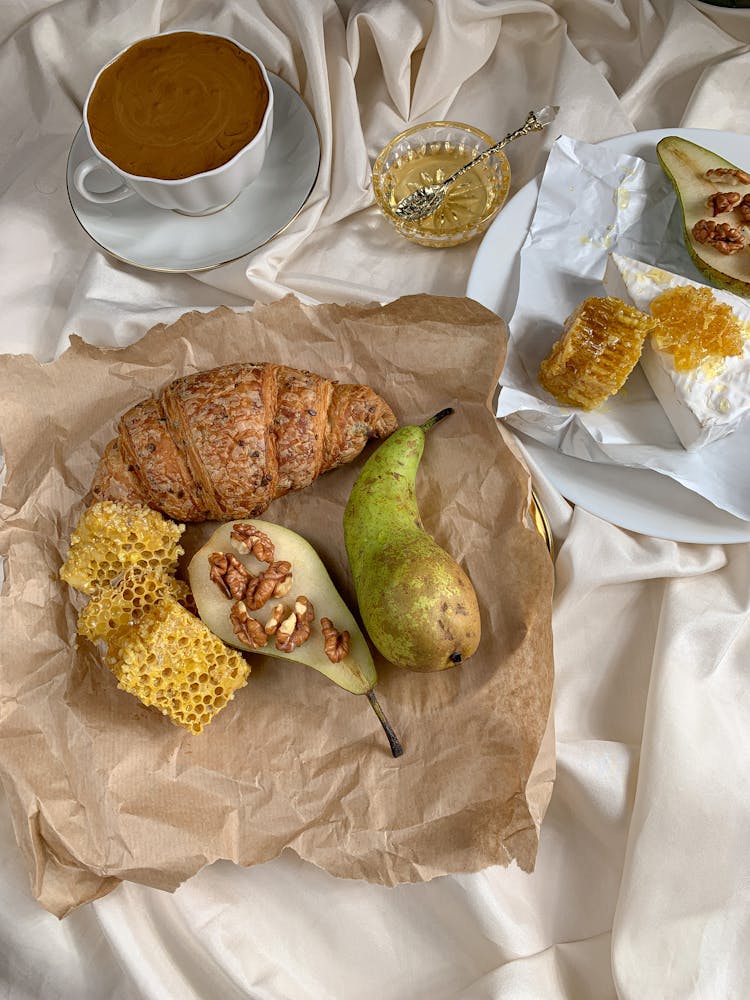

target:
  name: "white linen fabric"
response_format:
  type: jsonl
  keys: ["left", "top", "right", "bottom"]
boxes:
{"left": 1, "top": 1, "right": 749, "bottom": 997}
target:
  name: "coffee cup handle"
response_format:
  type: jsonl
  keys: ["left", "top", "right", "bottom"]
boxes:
{"left": 73, "top": 156, "right": 134, "bottom": 203}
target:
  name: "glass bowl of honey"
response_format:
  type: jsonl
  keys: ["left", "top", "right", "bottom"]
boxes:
{"left": 372, "top": 121, "right": 512, "bottom": 248}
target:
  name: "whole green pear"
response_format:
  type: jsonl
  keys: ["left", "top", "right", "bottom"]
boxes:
{"left": 344, "top": 409, "right": 481, "bottom": 672}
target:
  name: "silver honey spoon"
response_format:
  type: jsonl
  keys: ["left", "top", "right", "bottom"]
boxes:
{"left": 393, "top": 105, "right": 560, "bottom": 223}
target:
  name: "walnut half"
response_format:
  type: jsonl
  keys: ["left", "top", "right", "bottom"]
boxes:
{"left": 320, "top": 618, "right": 351, "bottom": 663}
{"left": 230, "top": 523, "right": 275, "bottom": 563}
{"left": 208, "top": 551, "right": 252, "bottom": 600}
{"left": 706, "top": 191, "right": 741, "bottom": 217}
{"left": 705, "top": 167, "right": 750, "bottom": 185}
{"left": 275, "top": 596, "right": 314, "bottom": 653}
{"left": 229, "top": 601, "right": 268, "bottom": 649}
{"left": 692, "top": 218, "right": 745, "bottom": 255}
{"left": 244, "top": 560, "right": 293, "bottom": 611}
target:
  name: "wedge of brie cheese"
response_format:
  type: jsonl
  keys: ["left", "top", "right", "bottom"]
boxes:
{"left": 603, "top": 253, "right": 750, "bottom": 450}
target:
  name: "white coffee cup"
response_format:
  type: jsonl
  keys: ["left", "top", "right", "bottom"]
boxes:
{"left": 74, "top": 31, "right": 274, "bottom": 216}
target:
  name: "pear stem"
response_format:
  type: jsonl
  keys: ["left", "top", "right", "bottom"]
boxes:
{"left": 421, "top": 407, "right": 454, "bottom": 431}
{"left": 366, "top": 689, "right": 404, "bottom": 758}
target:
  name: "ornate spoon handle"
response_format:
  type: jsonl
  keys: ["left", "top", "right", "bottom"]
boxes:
{"left": 443, "top": 106, "right": 559, "bottom": 188}
{"left": 393, "top": 106, "right": 559, "bottom": 222}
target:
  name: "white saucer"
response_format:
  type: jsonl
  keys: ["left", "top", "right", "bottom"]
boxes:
{"left": 66, "top": 74, "right": 321, "bottom": 272}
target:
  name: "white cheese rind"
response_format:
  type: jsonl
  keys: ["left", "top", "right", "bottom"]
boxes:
{"left": 603, "top": 253, "right": 750, "bottom": 450}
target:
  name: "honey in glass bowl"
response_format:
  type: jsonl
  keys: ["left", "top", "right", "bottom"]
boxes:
{"left": 372, "top": 122, "right": 512, "bottom": 248}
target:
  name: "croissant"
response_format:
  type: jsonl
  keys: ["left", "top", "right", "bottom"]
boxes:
{"left": 90, "top": 362, "right": 398, "bottom": 522}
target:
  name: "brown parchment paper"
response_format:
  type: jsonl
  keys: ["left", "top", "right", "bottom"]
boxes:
{"left": 0, "top": 294, "right": 555, "bottom": 917}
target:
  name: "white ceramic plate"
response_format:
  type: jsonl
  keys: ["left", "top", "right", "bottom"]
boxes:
{"left": 66, "top": 73, "right": 320, "bottom": 272}
{"left": 467, "top": 127, "right": 750, "bottom": 544}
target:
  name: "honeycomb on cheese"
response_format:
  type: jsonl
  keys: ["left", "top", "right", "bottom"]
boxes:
{"left": 77, "top": 565, "right": 190, "bottom": 643}
{"left": 105, "top": 597, "right": 250, "bottom": 734}
{"left": 649, "top": 285, "right": 743, "bottom": 372}
{"left": 60, "top": 501, "right": 184, "bottom": 595}
{"left": 539, "top": 296, "right": 656, "bottom": 410}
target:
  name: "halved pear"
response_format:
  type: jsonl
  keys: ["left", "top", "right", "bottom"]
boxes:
{"left": 189, "top": 519, "right": 375, "bottom": 691}
{"left": 188, "top": 519, "right": 403, "bottom": 755}
{"left": 657, "top": 135, "right": 750, "bottom": 298}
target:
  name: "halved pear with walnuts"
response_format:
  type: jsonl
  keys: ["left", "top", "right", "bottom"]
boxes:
{"left": 187, "top": 519, "right": 402, "bottom": 755}
{"left": 657, "top": 135, "right": 750, "bottom": 297}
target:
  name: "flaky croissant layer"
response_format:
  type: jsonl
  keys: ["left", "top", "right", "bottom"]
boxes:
{"left": 91, "top": 363, "right": 397, "bottom": 522}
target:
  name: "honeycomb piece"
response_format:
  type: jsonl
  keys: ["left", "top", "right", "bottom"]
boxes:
{"left": 539, "top": 296, "right": 656, "bottom": 410}
{"left": 649, "top": 285, "right": 743, "bottom": 372}
{"left": 105, "top": 597, "right": 250, "bottom": 734}
{"left": 77, "top": 565, "right": 190, "bottom": 643}
{"left": 60, "top": 501, "right": 184, "bottom": 595}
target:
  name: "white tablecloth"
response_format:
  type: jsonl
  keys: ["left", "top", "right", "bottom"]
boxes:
{"left": 1, "top": 1, "right": 749, "bottom": 997}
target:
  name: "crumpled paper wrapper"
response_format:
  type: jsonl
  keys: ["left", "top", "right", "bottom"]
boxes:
{"left": 0, "top": 294, "right": 554, "bottom": 917}
{"left": 497, "top": 134, "right": 750, "bottom": 522}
